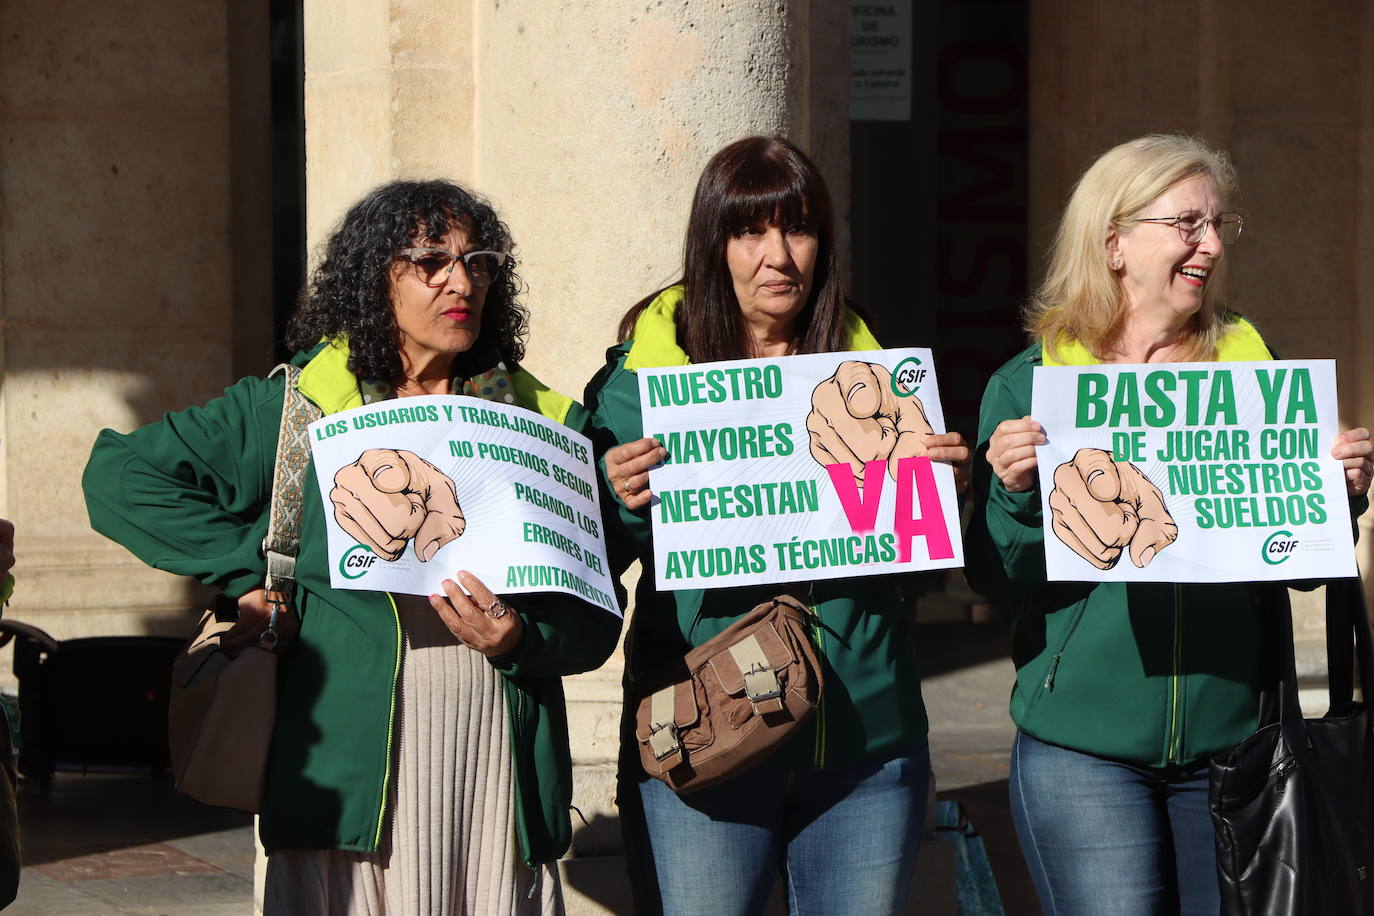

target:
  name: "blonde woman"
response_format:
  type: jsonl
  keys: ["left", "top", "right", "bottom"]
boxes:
{"left": 967, "top": 134, "right": 1372, "bottom": 915}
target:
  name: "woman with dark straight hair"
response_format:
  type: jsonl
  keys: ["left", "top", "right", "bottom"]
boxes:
{"left": 615, "top": 137, "right": 849, "bottom": 361}
{"left": 584, "top": 136, "right": 970, "bottom": 915}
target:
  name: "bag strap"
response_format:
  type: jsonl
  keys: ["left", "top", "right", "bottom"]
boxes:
{"left": 1325, "top": 577, "right": 1374, "bottom": 710}
{"left": 1276, "top": 576, "right": 1374, "bottom": 755}
{"left": 727, "top": 634, "right": 784, "bottom": 714}
{"left": 1270, "top": 583, "right": 1307, "bottom": 753}
{"left": 259, "top": 364, "right": 322, "bottom": 642}
{"left": 647, "top": 687, "right": 683, "bottom": 771}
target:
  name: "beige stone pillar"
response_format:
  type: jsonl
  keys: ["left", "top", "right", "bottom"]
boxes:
{"left": 471, "top": 0, "right": 849, "bottom": 397}
{"left": 302, "top": 0, "right": 478, "bottom": 255}
{"left": 303, "top": 0, "right": 848, "bottom": 397}
{"left": 0, "top": 0, "right": 270, "bottom": 653}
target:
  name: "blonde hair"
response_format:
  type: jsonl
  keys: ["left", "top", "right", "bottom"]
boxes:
{"left": 1027, "top": 134, "right": 1238, "bottom": 362}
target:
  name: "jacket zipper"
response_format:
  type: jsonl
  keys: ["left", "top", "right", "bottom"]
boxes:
{"left": 511, "top": 682, "right": 532, "bottom": 867}
{"left": 374, "top": 593, "right": 404, "bottom": 850}
{"left": 1043, "top": 654, "right": 1061, "bottom": 691}
{"left": 1167, "top": 584, "right": 1184, "bottom": 765}
{"left": 1037, "top": 598, "right": 1091, "bottom": 699}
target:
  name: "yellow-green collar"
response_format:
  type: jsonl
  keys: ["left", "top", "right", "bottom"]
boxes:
{"left": 1042, "top": 316, "right": 1270, "bottom": 367}
{"left": 622, "top": 285, "right": 881, "bottom": 371}
{"left": 296, "top": 340, "right": 365, "bottom": 415}
{"left": 295, "top": 338, "right": 575, "bottom": 424}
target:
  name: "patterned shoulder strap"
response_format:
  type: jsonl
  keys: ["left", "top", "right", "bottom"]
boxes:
{"left": 261, "top": 364, "right": 323, "bottom": 609}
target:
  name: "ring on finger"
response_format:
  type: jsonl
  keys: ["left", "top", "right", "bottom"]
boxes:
{"left": 485, "top": 598, "right": 511, "bottom": 619}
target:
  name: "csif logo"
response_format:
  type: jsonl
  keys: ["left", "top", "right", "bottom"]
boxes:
{"left": 1262, "top": 530, "right": 1300, "bottom": 565}
{"left": 890, "top": 357, "right": 928, "bottom": 397}
{"left": 339, "top": 543, "right": 379, "bottom": 579}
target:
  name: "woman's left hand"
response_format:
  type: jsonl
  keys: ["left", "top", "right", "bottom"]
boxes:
{"left": 429, "top": 570, "right": 524, "bottom": 657}
{"left": 1332, "top": 428, "right": 1374, "bottom": 497}
{"left": 924, "top": 431, "right": 972, "bottom": 495}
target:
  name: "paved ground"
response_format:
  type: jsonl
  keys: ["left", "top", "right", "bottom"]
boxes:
{"left": 918, "top": 620, "right": 1039, "bottom": 916}
{"left": 11, "top": 774, "right": 252, "bottom": 915}
{"left": 7, "top": 619, "right": 1033, "bottom": 914}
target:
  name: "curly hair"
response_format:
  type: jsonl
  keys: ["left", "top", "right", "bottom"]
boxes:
{"left": 286, "top": 180, "right": 528, "bottom": 383}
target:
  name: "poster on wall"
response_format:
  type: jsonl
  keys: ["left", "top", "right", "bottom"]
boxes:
{"left": 639, "top": 349, "right": 963, "bottom": 591}
{"left": 1031, "top": 360, "right": 1356, "bottom": 583}
{"left": 851, "top": 1, "right": 913, "bottom": 121}
{"left": 308, "top": 396, "right": 619, "bottom": 616}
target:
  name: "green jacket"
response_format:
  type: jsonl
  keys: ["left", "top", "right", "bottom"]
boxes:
{"left": 582, "top": 287, "right": 929, "bottom": 772}
{"left": 83, "top": 341, "right": 620, "bottom": 864}
{"left": 966, "top": 320, "right": 1367, "bottom": 767}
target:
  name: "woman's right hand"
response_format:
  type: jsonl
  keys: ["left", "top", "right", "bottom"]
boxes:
{"left": 221, "top": 587, "right": 297, "bottom": 652}
{"left": 987, "top": 416, "right": 1045, "bottom": 494}
{"left": 605, "top": 437, "right": 668, "bottom": 511}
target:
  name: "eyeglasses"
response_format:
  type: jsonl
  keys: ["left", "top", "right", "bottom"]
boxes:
{"left": 397, "top": 247, "right": 510, "bottom": 288}
{"left": 1132, "top": 213, "right": 1244, "bottom": 246}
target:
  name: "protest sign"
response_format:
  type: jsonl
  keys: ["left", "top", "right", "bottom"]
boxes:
{"left": 308, "top": 395, "right": 619, "bottom": 615}
{"left": 639, "top": 349, "right": 963, "bottom": 591}
{"left": 1031, "top": 360, "right": 1355, "bottom": 583}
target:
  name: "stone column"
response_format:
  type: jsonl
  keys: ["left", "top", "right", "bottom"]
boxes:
{"left": 302, "top": 0, "right": 478, "bottom": 255}
{"left": 471, "top": 0, "right": 849, "bottom": 397}
{"left": 0, "top": 0, "right": 270, "bottom": 652}
{"left": 304, "top": 0, "right": 848, "bottom": 396}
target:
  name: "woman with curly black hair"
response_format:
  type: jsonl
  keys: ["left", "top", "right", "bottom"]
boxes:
{"left": 84, "top": 180, "right": 619, "bottom": 914}
{"left": 287, "top": 180, "right": 530, "bottom": 389}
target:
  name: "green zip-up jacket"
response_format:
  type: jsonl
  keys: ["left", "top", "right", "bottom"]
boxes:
{"left": 582, "top": 288, "right": 929, "bottom": 773}
{"left": 966, "top": 319, "right": 1367, "bottom": 767}
{"left": 83, "top": 341, "right": 620, "bottom": 864}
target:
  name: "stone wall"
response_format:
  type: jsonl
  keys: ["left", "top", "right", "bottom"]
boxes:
{"left": 303, "top": 0, "right": 849, "bottom": 400}
{"left": 0, "top": 0, "right": 272, "bottom": 651}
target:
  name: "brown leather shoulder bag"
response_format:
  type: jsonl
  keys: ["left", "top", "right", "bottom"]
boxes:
{"left": 633, "top": 594, "right": 824, "bottom": 794}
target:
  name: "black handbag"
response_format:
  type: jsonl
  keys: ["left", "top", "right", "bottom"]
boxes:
{"left": 1209, "top": 578, "right": 1374, "bottom": 915}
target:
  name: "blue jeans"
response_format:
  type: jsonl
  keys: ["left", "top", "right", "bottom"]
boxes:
{"left": 1010, "top": 730, "right": 1220, "bottom": 916}
{"left": 620, "top": 742, "right": 929, "bottom": 916}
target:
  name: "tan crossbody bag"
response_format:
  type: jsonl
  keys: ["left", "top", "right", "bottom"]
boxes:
{"left": 633, "top": 593, "right": 824, "bottom": 794}
{"left": 167, "top": 364, "right": 319, "bottom": 812}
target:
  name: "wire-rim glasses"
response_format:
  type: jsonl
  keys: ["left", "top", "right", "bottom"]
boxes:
{"left": 398, "top": 247, "right": 510, "bottom": 288}
{"left": 1132, "top": 213, "right": 1244, "bottom": 246}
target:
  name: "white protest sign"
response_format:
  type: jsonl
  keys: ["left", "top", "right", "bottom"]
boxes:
{"left": 1031, "top": 360, "right": 1355, "bottom": 583}
{"left": 309, "top": 396, "right": 619, "bottom": 616}
{"left": 639, "top": 349, "right": 963, "bottom": 591}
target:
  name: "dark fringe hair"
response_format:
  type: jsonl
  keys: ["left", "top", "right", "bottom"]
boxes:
{"left": 286, "top": 180, "right": 528, "bottom": 383}
{"left": 617, "top": 136, "right": 854, "bottom": 359}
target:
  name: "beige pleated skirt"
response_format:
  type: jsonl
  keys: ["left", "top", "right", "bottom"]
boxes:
{"left": 264, "top": 597, "right": 563, "bottom": 915}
